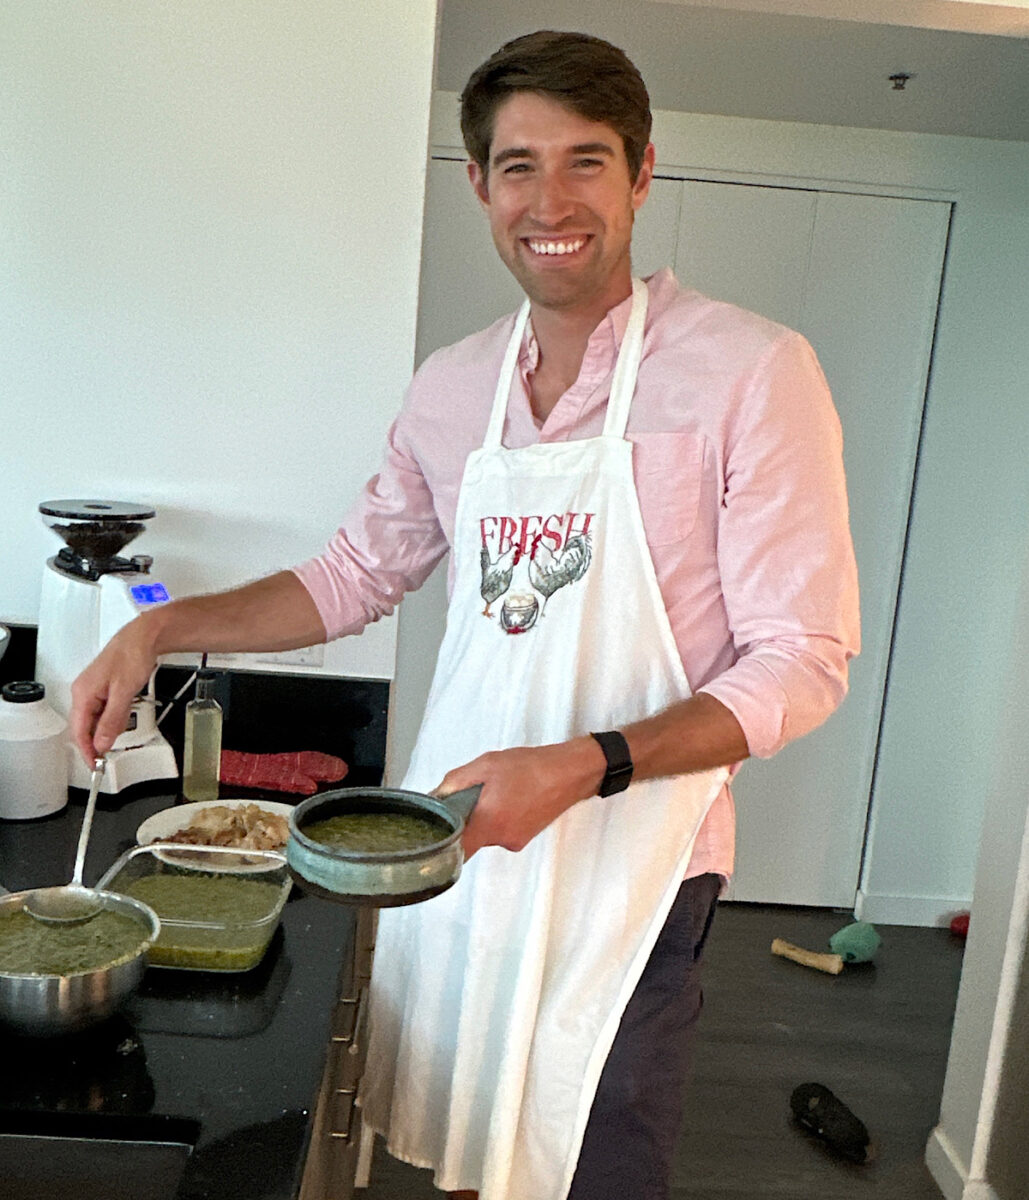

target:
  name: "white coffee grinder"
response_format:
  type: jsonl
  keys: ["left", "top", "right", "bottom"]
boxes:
{"left": 34, "top": 499, "right": 179, "bottom": 793}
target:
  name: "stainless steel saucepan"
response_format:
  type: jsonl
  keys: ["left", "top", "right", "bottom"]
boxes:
{"left": 287, "top": 784, "right": 481, "bottom": 907}
{"left": 0, "top": 886, "right": 159, "bottom": 1036}
{"left": 0, "top": 758, "right": 160, "bottom": 1035}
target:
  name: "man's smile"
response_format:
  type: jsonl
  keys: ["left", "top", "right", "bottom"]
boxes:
{"left": 523, "top": 235, "right": 591, "bottom": 257}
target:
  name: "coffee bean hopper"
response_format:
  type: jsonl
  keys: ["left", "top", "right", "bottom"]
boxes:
{"left": 34, "top": 500, "right": 179, "bottom": 793}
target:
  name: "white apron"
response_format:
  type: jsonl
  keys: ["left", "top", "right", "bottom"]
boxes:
{"left": 360, "top": 279, "right": 728, "bottom": 1200}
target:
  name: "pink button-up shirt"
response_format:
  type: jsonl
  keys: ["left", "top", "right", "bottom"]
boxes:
{"left": 293, "top": 269, "right": 860, "bottom": 881}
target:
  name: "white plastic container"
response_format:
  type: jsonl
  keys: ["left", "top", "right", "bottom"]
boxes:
{"left": 0, "top": 680, "right": 69, "bottom": 820}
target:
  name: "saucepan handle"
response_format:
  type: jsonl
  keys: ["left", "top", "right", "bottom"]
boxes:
{"left": 437, "top": 784, "right": 482, "bottom": 826}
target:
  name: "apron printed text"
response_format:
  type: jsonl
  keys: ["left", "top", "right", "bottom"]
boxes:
{"left": 478, "top": 512, "right": 594, "bottom": 633}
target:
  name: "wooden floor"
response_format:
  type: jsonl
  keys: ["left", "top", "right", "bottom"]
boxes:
{"left": 357, "top": 902, "right": 966, "bottom": 1198}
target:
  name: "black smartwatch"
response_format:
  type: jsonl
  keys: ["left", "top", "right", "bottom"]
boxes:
{"left": 590, "top": 730, "right": 634, "bottom": 797}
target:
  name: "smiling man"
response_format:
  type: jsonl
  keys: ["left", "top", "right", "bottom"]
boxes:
{"left": 70, "top": 29, "right": 859, "bottom": 1200}
{"left": 350, "top": 32, "right": 858, "bottom": 1200}
{"left": 465, "top": 89, "right": 656, "bottom": 423}
{"left": 469, "top": 91, "right": 653, "bottom": 319}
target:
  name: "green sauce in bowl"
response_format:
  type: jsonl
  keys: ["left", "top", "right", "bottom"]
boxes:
{"left": 304, "top": 811, "right": 451, "bottom": 854}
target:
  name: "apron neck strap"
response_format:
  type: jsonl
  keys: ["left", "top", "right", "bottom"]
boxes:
{"left": 483, "top": 279, "right": 649, "bottom": 450}
{"left": 602, "top": 278, "right": 648, "bottom": 439}
{"left": 484, "top": 300, "right": 531, "bottom": 450}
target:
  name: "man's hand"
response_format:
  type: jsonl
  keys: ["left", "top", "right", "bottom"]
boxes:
{"left": 68, "top": 571, "right": 328, "bottom": 765}
{"left": 434, "top": 694, "right": 749, "bottom": 859}
{"left": 70, "top": 616, "right": 160, "bottom": 763}
{"left": 435, "top": 737, "right": 605, "bottom": 859}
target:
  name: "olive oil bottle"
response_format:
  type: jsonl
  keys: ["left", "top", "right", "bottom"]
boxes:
{"left": 183, "top": 668, "right": 222, "bottom": 802}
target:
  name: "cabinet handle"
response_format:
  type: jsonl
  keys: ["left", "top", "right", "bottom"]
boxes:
{"left": 330, "top": 987, "right": 367, "bottom": 1045}
{"left": 356, "top": 942, "right": 375, "bottom": 985}
{"left": 329, "top": 1086, "right": 357, "bottom": 1142}
{"left": 330, "top": 996, "right": 359, "bottom": 1044}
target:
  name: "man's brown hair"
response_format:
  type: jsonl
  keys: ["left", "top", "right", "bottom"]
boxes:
{"left": 460, "top": 31, "right": 652, "bottom": 183}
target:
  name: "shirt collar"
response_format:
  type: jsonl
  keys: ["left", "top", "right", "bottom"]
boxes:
{"left": 518, "top": 271, "right": 670, "bottom": 370}
{"left": 514, "top": 271, "right": 674, "bottom": 434}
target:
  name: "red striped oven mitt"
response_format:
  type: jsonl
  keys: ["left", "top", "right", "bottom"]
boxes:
{"left": 219, "top": 750, "right": 348, "bottom": 796}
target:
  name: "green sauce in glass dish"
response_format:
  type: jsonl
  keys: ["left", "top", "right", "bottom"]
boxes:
{"left": 0, "top": 908, "right": 149, "bottom": 976}
{"left": 304, "top": 811, "right": 451, "bottom": 854}
{"left": 114, "top": 872, "right": 285, "bottom": 971}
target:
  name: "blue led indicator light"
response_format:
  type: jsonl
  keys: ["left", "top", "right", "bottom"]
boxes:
{"left": 130, "top": 582, "right": 170, "bottom": 605}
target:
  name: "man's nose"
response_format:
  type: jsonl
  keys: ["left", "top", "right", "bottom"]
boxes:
{"left": 530, "top": 171, "right": 576, "bottom": 225}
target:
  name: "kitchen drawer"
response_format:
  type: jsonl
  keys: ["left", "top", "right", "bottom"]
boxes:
{"left": 299, "top": 1034, "right": 362, "bottom": 1200}
{"left": 331, "top": 988, "right": 369, "bottom": 1082}
{"left": 334, "top": 908, "right": 374, "bottom": 998}
{"left": 329, "top": 990, "right": 364, "bottom": 1044}
{"left": 354, "top": 908, "right": 376, "bottom": 986}
{"left": 298, "top": 911, "right": 375, "bottom": 1200}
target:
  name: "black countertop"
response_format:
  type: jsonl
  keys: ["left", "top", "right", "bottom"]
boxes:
{"left": 0, "top": 787, "right": 356, "bottom": 1200}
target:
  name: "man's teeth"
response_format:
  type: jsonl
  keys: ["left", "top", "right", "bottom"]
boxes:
{"left": 527, "top": 238, "right": 586, "bottom": 255}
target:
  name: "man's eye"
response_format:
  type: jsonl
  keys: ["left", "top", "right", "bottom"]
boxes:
{"left": 574, "top": 158, "right": 603, "bottom": 169}
{"left": 503, "top": 162, "right": 531, "bottom": 175}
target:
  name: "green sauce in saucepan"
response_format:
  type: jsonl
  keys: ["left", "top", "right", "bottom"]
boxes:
{"left": 304, "top": 811, "right": 451, "bottom": 854}
{"left": 0, "top": 908, "right": 149, "bottom": 976}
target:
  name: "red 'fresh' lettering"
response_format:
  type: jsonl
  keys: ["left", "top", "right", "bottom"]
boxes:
{"left": 479, "top": 512, "right": 595, "bottom": 558}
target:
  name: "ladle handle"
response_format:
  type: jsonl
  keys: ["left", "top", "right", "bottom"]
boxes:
{"left": 71, "top": 757, "right": 106, "bottom": 888}
{"left": 440, "top": 784, "right": 482, "bottom": 826}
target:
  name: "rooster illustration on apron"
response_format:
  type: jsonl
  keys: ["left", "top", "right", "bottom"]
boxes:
{"left": 360, "top": 279, "right": 729, "bottom": 1200}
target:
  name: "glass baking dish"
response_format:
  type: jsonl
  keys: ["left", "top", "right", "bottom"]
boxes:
{"left": 98, "top": 844, "right": 291, "bottom": 973}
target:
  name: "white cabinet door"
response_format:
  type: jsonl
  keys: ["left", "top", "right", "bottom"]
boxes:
{"left": 675, "top": 182, "right": 949, "bottom": 906}
{"left": 395, "top": 161, "right": 949, "bottom": 910}
{"left": 676, "top": 180, "right": 817, "bottom": 329}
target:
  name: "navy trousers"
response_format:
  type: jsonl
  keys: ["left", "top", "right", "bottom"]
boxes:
{"left": 565, "top": 873, "right": 721, "bottom": 1200}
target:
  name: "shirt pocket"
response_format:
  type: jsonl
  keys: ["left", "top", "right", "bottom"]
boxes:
{"left": 629, "top": 431, "right": 708, "bottom": 548}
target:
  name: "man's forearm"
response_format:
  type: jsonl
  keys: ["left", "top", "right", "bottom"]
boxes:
{"left": 619, "top": 692, "right": 749, "bottom": 784}
{"left": 141, "top": 570, "right": 327, "bottom": 657}
{"left": 71, "top": 570, "right": 326, "bottom": 760}
{"left": 556, "top": 692, "right": 749, "bottom": 808}
{"left": 439, "top": 693, "right": 749, "bottom": 857}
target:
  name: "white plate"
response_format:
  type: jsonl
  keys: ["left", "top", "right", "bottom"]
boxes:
{"left": 136, "top": 799, "right": 294, "bottom": 873}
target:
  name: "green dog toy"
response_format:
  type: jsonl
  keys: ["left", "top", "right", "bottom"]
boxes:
{"left": 829, "top": 921, "right": 881, "bottom": 964}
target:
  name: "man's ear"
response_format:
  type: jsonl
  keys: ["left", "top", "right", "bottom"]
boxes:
{"left": 631, "top": 144, "right": 656, "bottom": 212}
{"left": 468, "top": 160, "right": 490, "bottom": 209}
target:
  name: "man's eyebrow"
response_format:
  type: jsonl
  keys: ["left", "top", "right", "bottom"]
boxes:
{"left": 569, "top": 142, "right": 616, "bottom": 157}
{"left": 490, "top": 142, "right": 617, "bottom": 168}
{"left": 492, "top": 146, "right": 533, "bottom": 168}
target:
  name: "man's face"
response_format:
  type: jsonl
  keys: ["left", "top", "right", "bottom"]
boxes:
{"left": 468, "top": 92, "right": 654, "bottom": 316}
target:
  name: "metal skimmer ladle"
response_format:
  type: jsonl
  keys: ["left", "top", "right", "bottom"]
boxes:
{"left": 24, "top": 756, "right": 107, "bottom": 925}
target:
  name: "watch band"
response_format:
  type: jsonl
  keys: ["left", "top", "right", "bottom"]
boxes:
{"left": 590, "top": 730, "right": 634, "bottom": 797}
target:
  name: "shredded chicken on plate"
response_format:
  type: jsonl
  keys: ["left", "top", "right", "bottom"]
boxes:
{"left": 163, "top": 803, "right": 289, "bottom": 851}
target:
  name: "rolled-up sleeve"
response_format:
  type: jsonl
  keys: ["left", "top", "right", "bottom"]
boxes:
{"left": 291, "top": 412, "right": 451, "bottom": 641}
{"left": 699, "top": 331, "right": 860, "bottom": 759}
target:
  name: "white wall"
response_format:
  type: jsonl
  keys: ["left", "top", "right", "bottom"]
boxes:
{"left": 648, "top": 0, "right": 1029, "bottom": 37}
{"left": 0, "top": 1, "right": 439, "bottom": 680}
{"left": 853, "top": 136, "right": 1029, "bottom": 924}
{"left": 426, "top": 92, "right": 1029, "bottom": 922}
{"left": 926, "top": 571, "right": 1029, "bottom": 1197}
